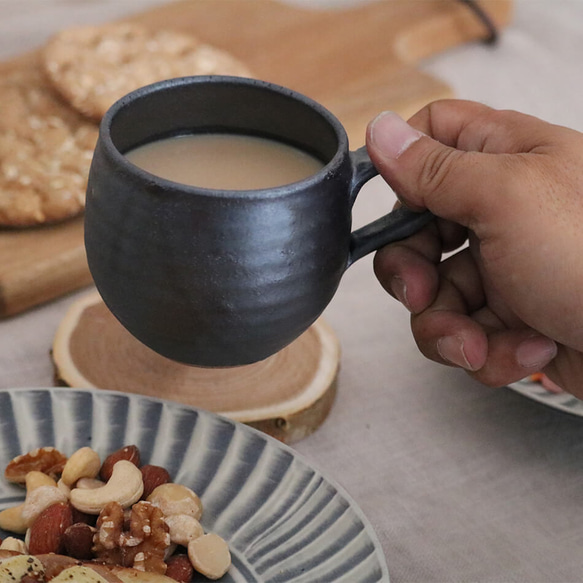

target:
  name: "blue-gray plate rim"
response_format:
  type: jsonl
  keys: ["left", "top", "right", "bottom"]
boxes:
{"left": 0, "top": 387, "right": 389, "bottom": 583}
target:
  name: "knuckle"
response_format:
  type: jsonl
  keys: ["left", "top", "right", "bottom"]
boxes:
{"left": 417, "top": 146, "right": 462, "bottom": 195}
{"left": 468, "top": 369, "right": 506, "bottom": 388}
{"left": 468, "top": 360, "right": 524, "bottom": 388}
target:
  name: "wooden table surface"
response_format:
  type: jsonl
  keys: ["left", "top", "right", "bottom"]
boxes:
{"left": 0, "top": 0, "right": 511, "bottom": 319}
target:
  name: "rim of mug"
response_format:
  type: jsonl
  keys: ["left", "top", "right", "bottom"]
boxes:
{"left": 98, "top": 75, "right": 349, "bottom": 199}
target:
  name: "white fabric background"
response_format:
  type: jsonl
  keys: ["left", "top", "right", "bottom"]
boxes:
{"left": 1, "top": 1, "right": 583, "bottom": 581}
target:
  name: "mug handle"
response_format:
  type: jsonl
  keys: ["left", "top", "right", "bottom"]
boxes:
{"left": 347, "top": 146, "right": 433, "bottom": 267}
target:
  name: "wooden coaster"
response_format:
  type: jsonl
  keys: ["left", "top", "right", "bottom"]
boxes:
{"left": 52, "top": 291, "right": 340, "bottom": 443}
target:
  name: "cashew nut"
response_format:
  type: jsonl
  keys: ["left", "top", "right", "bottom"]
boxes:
{"left": 25, "top": 471, "right": 57, "bottom": 490}
{"left": 188, "top": 533, "right": 231, "bottom": 580}
{"left": 60, "top": 447, "right": 101, "bottom": 487}
{"left": 164, "top": 514, "right": 204, "bottom": 546}
{"left": 0, "top": 470, "right": 61, "bottom": 533}
{"left": 70, "top": 460, "right": 144, "bottom": 514}
{"left": 76, "top": 477, "right": 105, "bottom": 490}
{"left": 57, "top": 478, "right": 71, "bottom": 498}
{"left": 147, "top": 483, "right": 202, "bottom": 520}
{"left": 0, "top": 505, "right": 27, "bottom": 535}
{"left": 21, "top": 485, "right": 69, "bottom": 527}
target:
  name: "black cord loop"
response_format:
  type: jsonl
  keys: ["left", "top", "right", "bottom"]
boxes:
{"left": 457, "top": 0, "right": 499, "bottom": 45}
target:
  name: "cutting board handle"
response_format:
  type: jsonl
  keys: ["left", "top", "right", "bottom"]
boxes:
{"left": 347, "top": 146, "right": 433, "bottom": 266}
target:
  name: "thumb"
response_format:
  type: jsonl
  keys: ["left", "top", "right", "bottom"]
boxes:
{"left": 366, "top": 111, "right": 517, "bottom": 228}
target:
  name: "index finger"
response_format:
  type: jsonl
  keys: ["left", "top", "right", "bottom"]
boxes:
{"left": 408, "top": 99, "right": 570, "bottom": 154}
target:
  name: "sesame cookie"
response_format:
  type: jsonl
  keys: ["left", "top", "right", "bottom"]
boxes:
{"left": 42, "top": 23, "right": 252, "bottom": 121}
{"left": 0, "top": 64, "right": 98, "bottom": 227}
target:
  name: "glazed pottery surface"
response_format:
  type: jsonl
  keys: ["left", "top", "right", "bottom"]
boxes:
{"left": 85, "top": 76, "right": 430, "bottom": 366}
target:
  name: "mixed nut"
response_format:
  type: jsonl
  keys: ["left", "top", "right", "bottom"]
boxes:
{"left": 0, "top": 445, "right": 231, "bottom": 581}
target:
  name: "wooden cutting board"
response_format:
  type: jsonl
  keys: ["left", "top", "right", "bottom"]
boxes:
{"left": 0, "top": 0, "right": 512, "bottom": 318}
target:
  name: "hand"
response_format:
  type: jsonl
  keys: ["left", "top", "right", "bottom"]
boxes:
{"left": 366, "top": 100, "right": 583, "bottom": 398}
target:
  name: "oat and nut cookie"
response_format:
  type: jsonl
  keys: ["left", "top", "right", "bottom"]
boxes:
{"left": 0, "top": 64, "right": 98, "bottom": 227}
{"left": 43, "top": 23, "right": 252, "bottom": 121}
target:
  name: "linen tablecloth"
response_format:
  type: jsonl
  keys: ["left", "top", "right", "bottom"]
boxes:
{"left": 2, "top": 1, "right": 583, "bottom": 581}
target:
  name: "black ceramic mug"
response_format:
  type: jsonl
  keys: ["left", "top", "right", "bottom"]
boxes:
{"left": 85, "top": 76, "right": 432, "bottom": 367}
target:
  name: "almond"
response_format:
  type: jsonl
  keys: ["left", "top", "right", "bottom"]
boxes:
{"left": 140, "top": 465, "right": 171, "bottom": 499}
{"left": 165, "top": 554, "right": 194, "bottom": 582}
{"left": 63, "top": 522, "right": 95, "bottom": 560}
{"left": 28, "top": 502, "right": 73, "bottom": 554}
{"left": 99, "top": 445, "right": 141, "bottom": 481}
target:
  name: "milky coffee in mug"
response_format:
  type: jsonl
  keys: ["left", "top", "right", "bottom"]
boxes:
{"left": 125, "top": 133, "right": 324, "bottom": 190}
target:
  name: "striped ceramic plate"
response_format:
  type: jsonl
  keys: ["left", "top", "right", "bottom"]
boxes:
{"left": 0, "top": 387, "right": 389, "bottom": 582}
{"left": 508, "top": 378, "right": 583, "bottom": 416}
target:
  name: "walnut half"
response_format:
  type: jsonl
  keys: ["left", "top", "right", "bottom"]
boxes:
{"left": 93, "top": 500, "right": 170, "bottom": 574}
